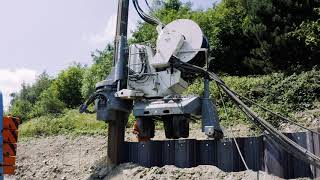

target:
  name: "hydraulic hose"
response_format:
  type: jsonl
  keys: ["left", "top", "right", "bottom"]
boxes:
{"left": 132, "top": 0, "right": 164, "bottom": 27}
{"left": 79, "top": 91, "right": 108, "bottom": 114}
{"left": 172, "top": 59, "right": 320, "bottom": 168}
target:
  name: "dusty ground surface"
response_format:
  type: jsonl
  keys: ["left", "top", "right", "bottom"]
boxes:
{"left": 8, "top": 122, "right": 313, "bottom": 180}
{"left": 13, "top": 135, "right": 107, "bottom": 180}
{"left": 12, "top": 135, "right": 284, "bottom": 180}
{"left": 281, "top": 109, "right": 320, "bottom": 133}
{"left": 102, "top": 164, "right": 281, "bottom": 180}
{"left": 125, "top": 123, "right": 255, "bottom": 142}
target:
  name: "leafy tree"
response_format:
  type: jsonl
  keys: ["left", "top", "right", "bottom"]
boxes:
{"left": 292, "top": 20, "right": 320, "bottom": 48}
{"left": 206, "top": 0, "right": 250, "bottom": 74}
{"left": 31, "top": 86, "right": 65, "bottom": 116}
{"left": 9, "top": 72, "right": 52, "bottom": 119}
{"left": 289, "top": 7, "right": 320, "bottom": 51}
{"left": 130, "top": 0, "right": 320, "bottom": 75}
{"left": 81, "top": 45, "right": 113, "bottom": 99}
{"left": 240, "top": 0, "right": 320, "bottom": 74}
{"left": 164, "top": 0, "right": 182, "bottom": 10}
{"left": 9, "top": 99, "right": 33, "bottom": 120}
{"left": 26, "top": 72, "right": 52, "bottom": 103}
{"left": 54, "top": 64, "right": 85, "bottom": 108}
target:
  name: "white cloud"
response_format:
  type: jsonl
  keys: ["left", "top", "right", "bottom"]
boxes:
{"left": 85, "top": 13, "right": 137, "bottom": 45}
{"left": 89, "top": 14, "right": 117, "bottom": 44}
{"left": 0, "top": 68, "right": 37, "bottom": 111}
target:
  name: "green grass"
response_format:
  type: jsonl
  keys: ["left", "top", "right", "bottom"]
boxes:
{"left": 186, "top": 68, "right": 320, "bottom": 127}
{"left": 19, "top": 110, "right": 107, "bottom": 138}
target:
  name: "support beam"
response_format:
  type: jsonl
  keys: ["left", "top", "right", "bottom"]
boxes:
{"left": 107, "top": 112, "right": 129, "bottom": 164}
{"left": 107, "top": 0, "right": 130, "bottom": 165}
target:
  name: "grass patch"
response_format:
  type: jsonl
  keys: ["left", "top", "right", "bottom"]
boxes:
{"left": 186, "top": 68, "right": 320, "bottom": 128}
{"left": 19, "top": 110, "right": 107, "bottom": 138}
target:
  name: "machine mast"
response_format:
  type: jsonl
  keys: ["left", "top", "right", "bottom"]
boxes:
{"left": 107, "top": 0, "right": 130, "bottom": 165}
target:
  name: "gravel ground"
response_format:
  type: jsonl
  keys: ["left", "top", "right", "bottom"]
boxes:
{"left": 102, "top": 164, "right": 281, "bottom": 180}
{"left": 14, "top": 135, "right": 107, "bottom": 180}
{"left": 7, "top": 123, "right": 309, "bottom": 180}
{"left": 12, "top": 135, "right": 284, "bottom": 180}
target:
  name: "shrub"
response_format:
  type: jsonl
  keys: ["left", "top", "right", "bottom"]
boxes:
{"left": 31, "top": 87, "right": 65, "bottom": 117}
{"left": 19, "top": 110, "right": 107, "bottom": 138}
{"left": 9, "top": 100, "right": 33, "bottom": 120}
{"left": 186, "top": 68, "right": 320, "bottom": 127}
{"left": 54, "top": 64, "right": 85, "bottom": 108}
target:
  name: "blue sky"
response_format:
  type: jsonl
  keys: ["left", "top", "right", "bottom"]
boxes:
{"left": 0, "top": 0, "right": 214, "bottom": 108}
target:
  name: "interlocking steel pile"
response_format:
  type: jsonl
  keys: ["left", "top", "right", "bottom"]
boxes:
{"left": 124, "top": 131, "right": 320, "bottom": 179}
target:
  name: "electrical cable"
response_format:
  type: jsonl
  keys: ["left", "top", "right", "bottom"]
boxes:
{"left": 132, "top": 0, "right": 163, "bottom": 26}
{"left": 144, "top": 0, "right": 152, "bottom": 11}
{"left": 128, "top": 47, "right": 150, "bottom": 82}
{"left": 230, "top": 91, "right": 320, "bottom": 136}
{"left": 171, "top": 59, "right": 320, "bottom": 168}
{"left": 219, "top": 84, "right": 320, "bottom": 168}
{"left": 217, "top": 85, "right": 249, "bottom": 170}
{"left": 144, "top": 0, "right": 163, "bottom": 25}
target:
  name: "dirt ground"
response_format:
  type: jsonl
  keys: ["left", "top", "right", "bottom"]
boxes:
{"left": 7, "top": 104, "right": 319, "bottom": 180}
{"left": 7, "top": 123, "right": 311, "bottom": 180}
{"left": 12, "top": 135, "right": 283, "bottom": 180}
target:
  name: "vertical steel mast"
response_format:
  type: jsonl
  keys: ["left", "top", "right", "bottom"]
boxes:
{"left": 107, "top": 0, "right": 130, "bottom": 165}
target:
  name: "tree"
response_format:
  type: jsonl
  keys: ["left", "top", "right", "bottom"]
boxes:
{"left": 206, "top": 0, "right": 250, "bottom": 74}
{"left": 9, "top": 72, "right": 52, "bottom": 119}
{"left": 54, "top": 64, "right": 85, "bottom": 108}
{"left": 241, "top": 0, "right": 320, "bottom": 74}
{"left": 31, "top": 86, "right": 65, "bottom": 116}
{"left": 289, "top": 7, "right": 320, "bottom": 55}
{"left": 26, "top": 72, "right": 52, "bottom": 103}
{"left": 164, "top": 0, "right": 182, "bottom": 11}
{"left": 81, "top": 46, "right": 113, "bottom": 99}
{"left": 130, "top": 0, "right": 320, "bottom": 75}
{"left": 9, "top": 99, "right": 33, "bottom": 120}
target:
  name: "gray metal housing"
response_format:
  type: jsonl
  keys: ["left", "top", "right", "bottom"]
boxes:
{"left": 133, "top": 96, "right": 201, "bottom": 117}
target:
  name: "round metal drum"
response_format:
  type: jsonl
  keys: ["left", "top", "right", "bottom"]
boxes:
{"left": 158, "top": 19, "right": 204, "bottom": 63}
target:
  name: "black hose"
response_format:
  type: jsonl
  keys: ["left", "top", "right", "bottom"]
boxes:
{"left": 172, "top": 59, "right": 320, "bottom": 168}
{"left": 231, "top": 90, "right": 320, "bottom": 135}
{"left": 219, "top": 84, "right": 320, "bottom": 168}
{"left": 79, "top": 92, "right": 108, "bottom": 114}
{"left": 132, "top": 0, "right": 163, "bottom": 26}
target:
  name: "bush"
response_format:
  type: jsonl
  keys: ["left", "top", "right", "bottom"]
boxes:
{"left": 19, "top": 110, "right": 107, "bottom": 138}
{"left": 18, "top": 69, "right": 320, "bottom": 138}
{"left": 9, "top": 100, "right": 33, "bottom": 120}
{"left": 55, "top": 64, "right": 85, "bottom": 108}
{"left": 186, "top": 68, "right": 320, "bottom": 127}
{"left": 9, "top": 72, "right": 52, "bottom": 119}
{"left": 31, "top": 87, "right": 65, "bottom": 117}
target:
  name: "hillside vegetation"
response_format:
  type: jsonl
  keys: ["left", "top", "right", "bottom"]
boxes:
{"left": 18, "top": 69, "right": 320, "bottom": 138}
{"left": 9, "top": 0, "right": 320, "bottom": 138}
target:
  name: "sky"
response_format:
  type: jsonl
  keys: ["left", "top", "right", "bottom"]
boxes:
{"left": 0, "top": 0, "right": 214, "bottom": 109}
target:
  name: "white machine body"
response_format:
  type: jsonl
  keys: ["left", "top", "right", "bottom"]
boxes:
{"left": 116, "top": 19, "right": 205, "bottom": 99}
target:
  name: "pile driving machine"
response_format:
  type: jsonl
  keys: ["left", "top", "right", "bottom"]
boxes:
{"left": 80, "top": 0, "right": 223, "bottom": 164}
{"left": 80, "top": 0, "right": 320, "bottom": 168}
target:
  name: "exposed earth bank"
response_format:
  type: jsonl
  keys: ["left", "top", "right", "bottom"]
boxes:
{"left": 14, "top": 135, "right": 285, "bottom": 180}
{"left": 11, "top": 123, "right": 313, "bottom": 180}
